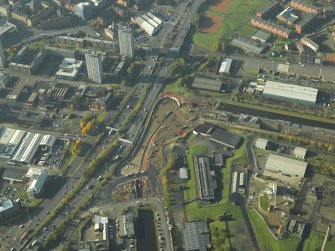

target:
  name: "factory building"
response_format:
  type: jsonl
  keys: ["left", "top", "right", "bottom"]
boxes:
{"left": 265, "top": 154, "right": 307, "bottom": 178}
{"left": 183, "top": 221, "right": 210, "bottom": 251}
{"left": 262, "top": 80, "right": 318, "bottom": 105}
{"left": 251, "top": 17, "right": 292, "bottom": 39}
{"left": 194, "top": 156, "right": 217, "bottom": 201}
{"left": 132, "top": 12, "right": 163, "bottom": 36}
{"left": 256, "top": 0, "right": 280, "bottom": 18}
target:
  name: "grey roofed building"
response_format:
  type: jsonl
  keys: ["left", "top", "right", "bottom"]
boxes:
{"left": 254, "top": 138, "right": 268, "bottom": 149}
{"left": 183, "top": 221, "right": 210, "bottom": 251}
{"left": 265, "top": 154, "right": 307, "bottom": 177}
{"left": 3, "top": 168, "right": 26, "bottom": 184}
{"left": 193, "top": 122, "right": 215, "bottom": 136}
{"left": 231, "top": 35, "right": 267, "bottom": 54}
{"left": 262, "top": 80, "right": 318, "bottom": 105}
{"left": 293, "top": 147, "right": 307, "bottom": 159}
{"left": 252, "top": 30, "right": 272, "bottom": 43}
{"left": 192, "top": 77, "right": 222, "bottom": 92}
{"left": 210, "top": 127, "right": 241, "bottom": 149}
{"left": 120, "top": 213, "right": 134, "bottom": 237}
{"left": 194, "top": 157, "right": 216, "bottom": 201}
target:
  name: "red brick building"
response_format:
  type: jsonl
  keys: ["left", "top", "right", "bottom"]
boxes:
{"left": 251, "top": 17, "right": 292, "bottom": 39}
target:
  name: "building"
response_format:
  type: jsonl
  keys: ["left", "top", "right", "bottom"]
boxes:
{"left": 262, "top": 80, "right": 318, "bottom": 105}
{"left": 11, "top": 132, "right": 43, "bottom": 163}
{"left": 132, "top": 12, "right": 163, "bottom": 36}
{"left": 231, "top": 35, "right": 267, "bottom": 54}
{"left": 56, "top": 58, "right": 83, "bottom": 80}
{"left": 256, "top": 0, "right": 280, "bottom": 18}
{"left": 0, "top": 71, "right": 10, "bottom": 88}
{"left": 293, "top": 147, "right": 307, "bottom": 159}
{"left": 118, "top": 26, "right": 135, "bottom": 58}
{"left": 0, "top": 39, "right": 6, "bottom": 68}
{"left": 295, "top": 13, "right": 317, "bottom": 34}
{"left": 231, "top": 172, "right": 246, "bottom": 195}
{"left": 0, "top": 127, "right": 26, "bottom": 158}
{"left": 2, "top": 168, "right": 26, "bottom": 184}
{"left": 90, "top": 93, "right": 112, "bottom": 111}
{"left": 75, "top": 2, "right": 96, "bottom": 20}
{"left": 290, "top": 0, "right": 320, "bottom": 14}
{"left": 277, "top": 7, "right": 299, "bottom": 25}
{"left": 219, "top": 58, "right": 232, "bottom": 74}
{"left": 192, "top": 77, "right": 222, "bottom": 92}
{"left": 113, "top": 56, "right": 126, "bottom": 78}
{"left": 85, "top": 52, "right": 103, "bottom": 83}
{"left": 27, "top": 170, "right": 49, "bottom": 198}
{"left": 0, "top": 199, "right": 20, "bottom": 222}
{"left": 265, "top": 154, "right": 307, "bottom": 177}
{"left": 183, "top": 221, "right": 210, "bottom": 251}
{"left": 81, "top": 215, "right": 109, "bottom": 251}
{"left": 194, "top": 156, "right": 217, "bottom": 201}
{"left": 193, "top": 122, "right": 242, "bottom": 149}
{"left": 120, "top": 213, "right": 134, "bottom": 238}
{"left": 300, "top": 37, "right": 319, "bottom": 52}
{"left": 251, "top": 17, "right": 292, "bottom": 39}
{"left": 179, "top": 167, "right": 188, "bottom": 180}
{"left": 104, "top": 27, "right": 116, "bottom": 40}
{"left": 252, "top": 30, "right": 272, "bottom": 43}
{"left": 254, "top": 138, "right": 268, "bottom": 149}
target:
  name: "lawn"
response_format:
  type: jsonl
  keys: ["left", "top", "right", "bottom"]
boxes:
{"left": 185, "top": 137, "right": 247, "bottom": 220}
{"left": 247, "top": 208, "right": 301, "bottom": 251}
{"left": 303, "top": 230, "right": 333, "bottom": 251}
{"left": 193, "top": 0, "right": 270, "bottom": 50}
{"left": 259, "top": 195, "right": 269, "bottom": 211}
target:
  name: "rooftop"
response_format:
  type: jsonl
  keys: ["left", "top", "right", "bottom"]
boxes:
{"left": 192, "top": 77, "right": 222, "bottom": 92}
{"left": 265, "top": 154, "right": 307, "bottom": 177}
{"left": 263, "top": 80, "right": 318, "bottom": 104}
{"left": 252, "top": 30, "right": 272, "bottom": 42}
{"left": 231, "top": 35, "right": 267, "bottom": 54}
{"left": 3, "top": 168, "right": 26, "bottom": 181}
{"left": 210, "top": 127, "right": 242, "bottom": 149}
{"left": 219, "top": 58, "right": 232, "bottom": 73}
{"left": 183, "top": 221, "right": 210, "bottom": 251}
{"left": 0, "top": 199, "right": 14, "bottom": 213}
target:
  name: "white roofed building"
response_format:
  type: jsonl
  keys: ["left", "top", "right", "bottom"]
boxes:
{"left": 133, "top": 12, "right": 162, "bottom": 36}
{"left": 0, "top": 199, "right": 20, "bottom": 221}
{"left": 294, "top": 147, "right": 307, "bottom": 159}
{"left": 219, "top": 58, "right": 232, "bottom": 74}
{"left": 255, "top": 138, "right": 268, "bottom": 149}
{"left": 265, "top": 154, "right": 307, "bottom": 178}
{"left": 262, "top": 80, "right": 318, "bottom": 105}
{"left": 40, "top": 135, "right": 56, "bottom": 147}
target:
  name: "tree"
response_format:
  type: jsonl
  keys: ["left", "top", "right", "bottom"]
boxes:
{"left": 71, "top": 139, "right": 82, "bottom": 155}
{"left": 213, "top": 40, "right": 222, "bottom": 52}
{"left": 192, "top": 14, "right": 201, "bottom": 31}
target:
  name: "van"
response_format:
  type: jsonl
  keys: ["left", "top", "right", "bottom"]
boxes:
{"left": 97, "top": 176, "right": 103, "bottom": 181}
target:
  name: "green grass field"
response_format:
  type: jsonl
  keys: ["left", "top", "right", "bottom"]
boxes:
{"left": 185, "top": 138, "right": 247, "bottom": 220}
{"left": 259, "top": 195, "right": 269, "bottom": 211}
{"left": 303, "top": 231, "right": 333, "bottom": 251}
{"left": 247, "top": 208, "right": 301, "bottom": 251}
{"left": 193, "top": 0, "right": 270, "bottom": 50}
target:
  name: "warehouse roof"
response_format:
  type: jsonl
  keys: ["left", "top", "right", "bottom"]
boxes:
{"left": 219, "top": 58, "right": 232, "bottom": 73}
{"left": 263, "top": 80, "right": 318, "bottom": 104}
{"left": 192, "top": 77, "right": 222, "bottom": 92}
{"left": 265, "top": 154, "right": 307, "bottom": 177}
{"left": 183, "top": 221, "right": 210, "bottom": 251}
{"left": 179, "top": 167, "right": 188, "bottom": 180}
{"left": 231, "top": 35, "right": 267, "bottom": 54}
{"left": 210, "top": 127, "right": 242, "bottom": 149}
{"left": 252, "top": 30, "right": 272, "bottom": 42}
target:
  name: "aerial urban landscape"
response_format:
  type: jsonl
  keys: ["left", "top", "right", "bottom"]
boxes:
{"left": 0, "top": 0, "right": 334, "bottom": 250}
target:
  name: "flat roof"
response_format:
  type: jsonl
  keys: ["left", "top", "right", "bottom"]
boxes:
{"left": 192, "top": 77, "right": 222, "bottom": 92}
{"left": 252, "top": 30, "right": 272, "bottom": 42}
{"left": 231, "top": 36, "right": 266, "bottom": 54}
{"left": 0, "top": 200, "right": 14, "bottom": 213}
{"left": 255, "top": 138, "right": 268, "bottom": 148}
{"left": 27, "top": 170, "right": 48, "bottom": 194}
{"left": 265, "top": 154, "right": 307, "bottom": 177}
{"left": 219, "top": 58, "right": 232, "bottom": 73}
{"left": 179, "top": 167, "right": 188, "bottom": 179}
{"left": 263, "top": 80, "right": 318, "bottom": 104}
{"left": 0, "top": 127, "right": 16, "bottom": 145}
{"left": 3, "top": 168, "right": 26, "bottom": 181}
{"left": 257, "top": 0, "right": 279, "bottom": 15}
{"left": 183, "top": 221, "right": 210, "bottom": 251}
{"left": 294, "top": 147, "right": 307, "bottom": 158}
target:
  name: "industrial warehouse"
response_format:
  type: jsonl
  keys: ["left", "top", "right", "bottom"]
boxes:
{"left": 265, "top": 154, "right": 308, "bottom": 178}
{"left": 132, "top": 12, "right": 163, "bottom": 36}
{"left": 0, "top": 126, "right": 65, "bottom": 167}
{"left": 262, "top": 80, "right": 318, "bottom": 105}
